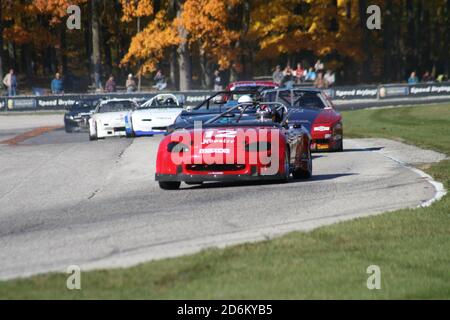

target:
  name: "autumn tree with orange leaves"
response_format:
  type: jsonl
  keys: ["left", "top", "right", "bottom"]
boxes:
{"left": 1, "top": 0, "right": 450, "bottom": 92}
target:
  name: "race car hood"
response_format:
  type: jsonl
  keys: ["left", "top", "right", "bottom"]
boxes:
{"left": 93, "top": 111, "right": 129, "bottom": 125}
{"left": 132, "top": 108, "right": 183, "bottom": 122}
{"left": 288, "top": 108, "right": 340, "bottom": 132}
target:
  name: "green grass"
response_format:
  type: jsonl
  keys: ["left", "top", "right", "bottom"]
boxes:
{"left": 1, "top": 103, "right": 450, "bottom": 299}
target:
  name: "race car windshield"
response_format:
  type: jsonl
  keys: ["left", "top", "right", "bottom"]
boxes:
{"left": 231, "top": 86, "right": 275, "bottom": 101}
{"left": 70, "top": 102, "right": 95, "bottom": 111}
{"left": 98, "top": 101, "right": 135, "bottom": 113}
{"left": 141, "top": 101, "right": 180, "bottom": 109}
{"left": 264, "top": 91, "right": 326, "bottom": 110}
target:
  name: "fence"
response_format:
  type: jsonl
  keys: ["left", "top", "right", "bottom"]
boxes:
{"left": 1, "top": 82, "right": 450, "bottom": 111}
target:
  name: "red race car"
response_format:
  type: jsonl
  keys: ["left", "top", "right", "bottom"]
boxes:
{"left": 155, "top": 97, "right": 313, "bottom": 190}
{"left": 262, "top": 88, "right": 343, "bottom": 152}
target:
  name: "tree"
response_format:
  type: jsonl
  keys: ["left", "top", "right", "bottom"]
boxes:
{"left": 91, "top": 0, "right": 102, "bottom": 89}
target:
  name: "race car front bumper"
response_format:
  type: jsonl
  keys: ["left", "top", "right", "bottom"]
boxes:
{"left": 155, "top": 173, "right": 285, "bottom": 182}
{"left": 156, "top": 164, "right": 285, "bottom": 182}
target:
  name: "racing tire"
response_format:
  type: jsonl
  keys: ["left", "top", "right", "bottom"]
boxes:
{"left": 185, "top": 182, "right": 203, "bottom": 186}
{"left": 279, "top": 149, "right": 291, "bottom": 183}
{"left": 89, "top": 124, "right": 98, "bottom": 141}
{"left": 293, "top": 147, "right": 312, "bottom": 179}
{"left": 335, "top": 138, "right": 344, "bottom": 152}
{"left": 159, "top": 181, "right": 181, "bottom": 190}
{"left": 65, "top": 126, "right": 74, "bottom": 133}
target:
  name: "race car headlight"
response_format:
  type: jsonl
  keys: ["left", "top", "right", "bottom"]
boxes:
{"left": 167, "top": 142, "right": 190, "bottom": 153}
{"left": 245, "top": 142, "right": 271, "bottom": 152}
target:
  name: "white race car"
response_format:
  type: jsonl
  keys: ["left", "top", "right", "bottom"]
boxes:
{"left": 125, "top": 94, "right": 183, "bottom": 137}
{"left": 89, "top": 99, "right": 139, "bottom": 140}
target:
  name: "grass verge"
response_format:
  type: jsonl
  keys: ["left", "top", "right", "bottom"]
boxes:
{"left": 1, "top": 103, "right": 449, "bottom": 299}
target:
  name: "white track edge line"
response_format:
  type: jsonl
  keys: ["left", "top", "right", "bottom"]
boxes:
{"left": 350, "top": 140, "right": 447, "bottom": 208}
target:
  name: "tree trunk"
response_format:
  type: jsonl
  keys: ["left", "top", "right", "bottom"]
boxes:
{"left": 445, "top": 0, "right": 450, "bottom": 75}
{"left": 0, "top": 3, "right": 4, "bottom": 83}
{"left": 170, "top": 48, "right": 178, "bottom": 90}
{"left": 176, "top": 2, "right": 191, "bottom": 91}
{"left": 358, "top": 0, "right": 371, "bottom": 83}
{"left": 8, "top": 42, "right": 15, "bottom": 71}
{"left": 383, "top": 0, "right": 393, "bottom": 81}
{"left": 91, "top": 0, "right": 102, "bottom": 89}
{"left": 60, "top": 25, "right": 68, "bottom": 76}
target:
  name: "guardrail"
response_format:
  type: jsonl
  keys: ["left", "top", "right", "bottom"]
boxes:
{"left": 1, "top": 82, "right": 450, "bottom": 112}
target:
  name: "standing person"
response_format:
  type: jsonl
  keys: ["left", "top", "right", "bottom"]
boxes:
{"left": 213, "top": 70, "right": 222, "bottom": 91}
{"left": 105, "top": 75, "right": 117, "bottom": 93}
{"left": 94, "top": 71, "right": 103, "bottom": 91}
{"left": 408, "top": 71, "right": 419, "bottom": 84}
{"left": 295, "top": 63, "right": 305, "bottom": 84}
{"left": 272, "top": 65, "right": 283, "bottom": 84}
{"left": 282, "top": 65, "right": 295, "bottom": 89}
{"left": 3, "top": 69, "right": 17, "bottom": 96}
{"left": 153, "top": 70, "right": 167, "bottom": 91}
{"left": 126, "top": 74, "right": 136, "bottom": 93}
{"left": 51, "top": 73, "right": 64, "bottom": 94}
{"left": 314, "top": 71, "right": 329, "bottom": 89}
{"left": 421, "top": 71, "right": 433, "bottom": 83}
{"left": 314, "top": 59, "right": 324, "bottom": 72}
{"left": 324, "top": 70, "right": 335, "bottom": 87}
{"left": 305, "top": 67, "right": 317, "bottom": 82}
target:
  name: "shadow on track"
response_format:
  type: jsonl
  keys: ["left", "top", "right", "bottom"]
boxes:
{"left": 341, "top": 147, "right": 384, "bottom": 152}
{"left": 181, "top": 173, "right": 357, "bottom": 190}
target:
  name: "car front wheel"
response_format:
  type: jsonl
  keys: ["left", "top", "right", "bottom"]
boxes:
{"left": 89, "top": 124, "right": 98, "bottom": 141}
{"left": 293, "top": 146, "right": 312, "bottom": 179}
{"left": 159, "top": 181, "right": 181, "bottom": 190}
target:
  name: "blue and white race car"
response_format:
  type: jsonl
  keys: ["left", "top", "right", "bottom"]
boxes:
{"left": 125, "top": 94, "right": 183, "bottom": 137}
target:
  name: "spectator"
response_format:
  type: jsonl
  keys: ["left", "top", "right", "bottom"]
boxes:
{"left": 126, "top": 74, "right": 136, "bottom": 93}
{"left": 105, "top": 75, "right": 117, "bottom": 93}
{"left": 314, "top": 71, "right": 329, "bottom": 89}
{"left": 421, "top": 71, "right": 434, "bottom": 83}
{"left": 272, "top": 65, "right": 283, "bottom": 84}
{"left": 51, "top": 73, "right": 64, "bottom": 94}
{"left": 94, "top": 71, "right": 103, "bottom": 91}
{"left": 294, "top": 63, "right": 305, "bottom": 84}
{"left": 3, "top": 69, "right": 17, "bottom": 96}
{"left": 436, "top": 74, "right": 448, "bottom": 82}
{"left": 281, "top": 65, "right": 295, "bottom": 89}
{"left": 314, "top": 59, "right": 324, "bottom": 72}
{"left": 408, "top": 71, "right": 419, "bottom": 84}
{"left": 153, "top": 70, "right": 167, "bottom": 91}
{"left": 213, "top": 70, "right": 223, "bottom": 91}
{"left": 305, "top": 67, "right": 317, "bottom": 81}
{"left": 324, "top": 70, "right": 335, "bottom": 87}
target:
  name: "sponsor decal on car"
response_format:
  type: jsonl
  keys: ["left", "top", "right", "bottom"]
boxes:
{"left": 314, "top": 126, "right": 331, "bottom": 132}
{"left": 199, "top": 148, "right": 231, "bottom": 154}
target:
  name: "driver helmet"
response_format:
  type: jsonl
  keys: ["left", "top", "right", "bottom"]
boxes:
{"left": 237, "top": 95, "right": 253, "bottom": 105}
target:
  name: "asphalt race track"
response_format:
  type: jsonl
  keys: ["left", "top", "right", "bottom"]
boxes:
{"left": 0, "top": 118, "right": 445, "bottom": 280}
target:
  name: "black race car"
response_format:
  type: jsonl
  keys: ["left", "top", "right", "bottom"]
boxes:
{"left": 168, "top": 90, "right": 263, "bottom": 133}
{"left": 64, "top": 99, "right": 99, "bottom": 133}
